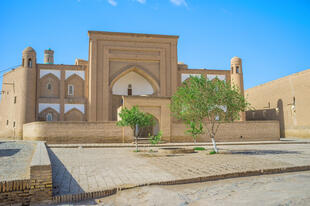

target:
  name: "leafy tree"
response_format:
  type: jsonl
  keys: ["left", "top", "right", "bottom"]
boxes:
{"left": 171, "top": 76, "right": 249, "bottom": 153}
{"left": 149, "top": 131, "right": 162, "bottom": 145}
{"left": 117, "top": 106, "right": 155, "bottom": 151}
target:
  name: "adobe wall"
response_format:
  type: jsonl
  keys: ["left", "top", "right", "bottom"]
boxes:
{"left": 23, "top": 121, "right": 279, "bottom": 144}
{"left": 23, "top": 121, "right": 133, "bottom": 144}
{"left": 171, "top": 121, "right": 280, "bottom": 142}
{"left": 245, "top": 69, "right": 310, "bottom": 138}
{"left": 0, "top": 67, "right": 25, "bottom": 139}
{"left": 87, "top": 31, "right": 179, "bottom": 122}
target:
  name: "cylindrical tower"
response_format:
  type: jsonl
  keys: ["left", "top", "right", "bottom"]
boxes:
{"left": 230, "top": 56, "right": 245, "bottom": 121}
{"left": 17, "top": 47, "right": 37, "bottom": 138}
{"left": 44, "top": 48, "right": 54, "bottom": 64}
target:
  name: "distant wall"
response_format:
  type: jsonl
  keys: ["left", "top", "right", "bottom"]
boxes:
{"left": 23, "top": 121, "right": 280, "bottom": 144}
{"left": 245, "top": 69, "right": 310, "bottom": 138}
{"left": 171, "top": 121, "right": 280, "bottom": 142}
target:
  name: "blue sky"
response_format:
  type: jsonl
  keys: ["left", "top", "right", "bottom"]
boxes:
{"left": 0, "top": 0, "right": 309, "bottom": 91}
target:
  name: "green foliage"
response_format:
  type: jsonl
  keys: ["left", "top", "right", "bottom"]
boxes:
{"left": 186, "top": 121, "right": 203, "bottom": 143}
{"left": 149, "top": 131, "right": 162, "bottom": 145}
{"left": 117, "top": 106, "right": 155, "bottom": 137}
{"left": 170, "top": 75, "right": 250, "bottom": 146}
{"left": 209, "top": 150, "right": 216, "bottom": 155}
{"left": 193, "top": 147, "right": 205, "bottom": 151}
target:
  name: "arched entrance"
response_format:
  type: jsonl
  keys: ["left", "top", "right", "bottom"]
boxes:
{"left": 140, "top": 115, "right": 159, "bottom": 137}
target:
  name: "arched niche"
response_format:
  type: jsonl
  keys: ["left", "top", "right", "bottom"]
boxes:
{"left": 64, "top": 108, "right": 84, "bottom": 121}
{"left": 111, "top": 67, "right": 159, "bottom": 96}
{"left": 39, "top": 73, "right": 60, "bottom": 98}
{"left": 39, "top": 108, "right": 59, "bottom": 121}
{"left": 65, "top": 74, "right": 84, "bottom": 98}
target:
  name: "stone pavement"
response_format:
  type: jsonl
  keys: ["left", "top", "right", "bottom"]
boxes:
{"left": 49, "top": 143, "right": 310, "bottom": 198}
{"left": 77, "top": 171, "right": 310, "bottom": 206}
{"left": 0, "top": 141, "right": 36, "bottom": 181}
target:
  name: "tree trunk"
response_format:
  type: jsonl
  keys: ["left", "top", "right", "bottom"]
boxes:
{"left": 211, "top": 136, "right": 218, "bottom": 153}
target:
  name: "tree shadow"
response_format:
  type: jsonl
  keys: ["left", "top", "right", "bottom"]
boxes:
{"left": 0, "top": 149, "right": 20, "bottom": 157}
{"left": 230, "top": 150, "right": 300, "bottom": 155}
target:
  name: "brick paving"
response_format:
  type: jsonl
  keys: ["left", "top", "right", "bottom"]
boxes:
{"left": 48, "top": 143, "right": 310, "bottom": 196}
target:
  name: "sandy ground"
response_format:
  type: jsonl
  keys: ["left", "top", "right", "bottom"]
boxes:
{"left": 55, "top": 171, "right": 310, "bottom": 206}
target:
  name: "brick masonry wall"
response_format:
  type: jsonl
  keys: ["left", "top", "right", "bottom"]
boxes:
{"left": 0, "top": 180, "right": 31, "bottom": 206}
{"left": 23, "top": 121, "right": 279, "bottom": 144}
{"left": 0, "top": 142, "right": 52, "bottom": 205}
{"left": 23, "top": 121, "right": 133, "bottom": 144}
{"left": 171, "top": 121, "right": 280, "bottom": 142}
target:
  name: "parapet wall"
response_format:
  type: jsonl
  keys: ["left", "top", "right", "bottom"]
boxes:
{"left": 23, "top": 121, "right": 280, "bottom": 144}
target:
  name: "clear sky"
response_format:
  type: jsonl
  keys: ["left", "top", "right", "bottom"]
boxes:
{"left": 0, "top": 0, "right": 309, "bottom": 91}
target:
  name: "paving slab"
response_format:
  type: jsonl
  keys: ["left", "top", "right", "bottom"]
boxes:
{"left": 49, "top": 143, "right": 310, "bottom": 198}
{"left": 0, "top": 141, "right": 36, "bottom": 181}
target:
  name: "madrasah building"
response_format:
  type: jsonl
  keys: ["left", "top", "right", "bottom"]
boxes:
{"left": 0, "top": 31, "right": 280, "bottom": 143}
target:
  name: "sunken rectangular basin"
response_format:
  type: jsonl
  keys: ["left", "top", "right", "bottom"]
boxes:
{"left": 158, "top": 148, "right": 195, "bottom": 155}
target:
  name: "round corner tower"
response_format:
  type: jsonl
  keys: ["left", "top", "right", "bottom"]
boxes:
{"left": 44, "top": 48, "right": 54, "bottom": 64}
{"left": 230, "top": 56, "right": 245, "bottom": 121}
{"left": 17, "top": 47, "right": 37, "bottom": 138}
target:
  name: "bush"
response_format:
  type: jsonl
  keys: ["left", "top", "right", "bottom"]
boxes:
{"left": 193, "top": 147, "right": 205, "bottom": 151}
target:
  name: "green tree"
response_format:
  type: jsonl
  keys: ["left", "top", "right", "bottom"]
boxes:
{"left": 171, "top": 76, "right": 249, "bottom": 153}
{"left": 117, "top": 106, "right": 155, "bottom": 151}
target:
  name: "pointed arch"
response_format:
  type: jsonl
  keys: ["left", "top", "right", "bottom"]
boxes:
{"left": 38, "top": 107, "right": 59, "bottom": 121}
{"left": 40, "top": 73, "right": 60, "bottom": 98}
{"left": 110, "top": 65, "right": 160, "bottom": 95}
{"left": 64, "top": 108, "right": 84, "bottom": 121}
{"left": 65, "top": 74, "right": 84, "bottom": 98}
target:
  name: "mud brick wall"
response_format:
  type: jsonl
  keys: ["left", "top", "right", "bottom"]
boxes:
{"left": 0, "top": 180, "right": 31, "bottom": 206}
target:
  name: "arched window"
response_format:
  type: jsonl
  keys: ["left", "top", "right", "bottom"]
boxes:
{"left": 68, "top": 84, "right": 74, "bottom": 96}
{"left": 22, "top": 58, "right": 25, "bottom": 67}
{"left": 47, "top": 83, "right": 52, "bottom": 90}
{"left": 46, "top": 113, "right": 53, "bottom": 121}
{"left": 236, "top": 66, "right": 240, "bottom": 73}
{"left": 28, "top": 58, "right": 32, "bottom": 68}
{"left": 127, "top": 84, "right": 132, "bottom": 96}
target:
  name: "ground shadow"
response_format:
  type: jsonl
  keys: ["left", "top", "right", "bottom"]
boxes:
{"left": 230, "top": 150, "right": 300, "bottom": 155}
{"left": 0, "top": 149, "right": 20, "bottom": 157}
{"left": 47, "top": 148, "right": 97, "bottom": 204}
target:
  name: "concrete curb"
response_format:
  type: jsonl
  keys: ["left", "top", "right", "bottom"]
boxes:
{"left": 51, "top": 165, "right": 310, "bottom": 205}
{"left": 47, "top": 141, "right": 310, "bottom": 148}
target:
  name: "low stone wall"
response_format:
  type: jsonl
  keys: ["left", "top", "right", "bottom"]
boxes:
{"left": 23, "top": 121, "right": 133, "bottom": 144}
{"left": 0, "top": 142, "right": 52, "bottom": 205}
{"left": 171, "top": 121, "right": 280, "bottom": 142}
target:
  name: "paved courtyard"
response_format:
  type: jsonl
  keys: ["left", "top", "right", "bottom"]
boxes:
{"left": 48, "top": 143, "right": 310, "bottom": 196}
{"left": 0, "top": 141, "right": 36, "bottom": 181}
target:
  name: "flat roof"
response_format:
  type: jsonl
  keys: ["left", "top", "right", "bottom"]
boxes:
{"left": 88, "top": 31, "right": 179, "bottom": 39}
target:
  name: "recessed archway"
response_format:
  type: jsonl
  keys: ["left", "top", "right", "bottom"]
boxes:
{"left": 110, "top": 66, "right": 159, "bottom": 96}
